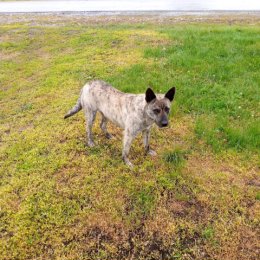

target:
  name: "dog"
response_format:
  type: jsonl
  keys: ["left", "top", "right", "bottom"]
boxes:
{"left": 64, "top": 80, "right": 175, "bottom": 167}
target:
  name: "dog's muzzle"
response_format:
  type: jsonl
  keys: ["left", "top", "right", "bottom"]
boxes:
{"left": 161, "top": 122, "right": 168, "bottom": 127}
{"left": 157, "top": 120, "right": 168, "bottom": 128}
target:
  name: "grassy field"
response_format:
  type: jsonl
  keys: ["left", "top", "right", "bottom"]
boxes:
{"left": 0, "top": 14, "right": 260, "bottom": 260}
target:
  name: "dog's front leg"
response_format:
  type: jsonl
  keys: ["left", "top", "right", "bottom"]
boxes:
{"left": 143, "top": 128, "right": 157, "bottom": 156}
{"left": 122, "top": 130, "right": 136, "bottom": 168}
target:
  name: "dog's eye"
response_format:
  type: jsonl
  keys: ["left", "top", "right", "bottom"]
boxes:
{"left": 165, "top": 107, "right": 170, "bottom": 113}
{"left": 153, "top": 109, "right": 160, "bottom": 114}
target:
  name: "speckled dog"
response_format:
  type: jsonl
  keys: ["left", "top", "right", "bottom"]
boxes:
{"left": 64, "top": 80, "right": 176, "bottom": 167}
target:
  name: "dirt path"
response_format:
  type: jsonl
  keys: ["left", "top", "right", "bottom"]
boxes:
{"left": 0, "top": 11, "right": 260, "bottom": 26}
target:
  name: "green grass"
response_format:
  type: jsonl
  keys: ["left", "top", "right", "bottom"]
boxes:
{"left": 163, "top": 148, "right": 187, "bottom": 167}
{"left": 0, "top": 17, "right": 259, "bottom": 260}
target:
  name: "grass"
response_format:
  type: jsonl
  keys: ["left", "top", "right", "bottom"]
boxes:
{"left": 0, "top": 14, "right": 260, "bottom": 260}
{"left": 163, "top": 148, "right": 187, "bottom": 168}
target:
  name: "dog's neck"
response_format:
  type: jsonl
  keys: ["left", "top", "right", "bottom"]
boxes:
{"left": 143, "top": 107, "right": 155, "bottom": 128}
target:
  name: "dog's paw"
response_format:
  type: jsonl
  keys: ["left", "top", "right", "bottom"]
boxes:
{"left": 126, "top": 161, "right": 134, "bottom": 168}
{"left": 147, "top": 149, "right": 157, "bottom": 156}
{"left": 123, "top": 157, "right": 134, "bottom": 168}
{"left": 88, "top": 141, "right": 95, "bottom": 147}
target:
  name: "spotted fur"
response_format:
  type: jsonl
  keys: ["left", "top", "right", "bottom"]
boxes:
{"left": 64, "top": 80, "right": 175, "bottom": 167}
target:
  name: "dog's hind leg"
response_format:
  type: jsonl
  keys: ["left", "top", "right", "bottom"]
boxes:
{"left": 85, "top": 108, "right": 97, "bottom": 147}
{"left": 100, "top": 113, "right": 112, "bottom": 139}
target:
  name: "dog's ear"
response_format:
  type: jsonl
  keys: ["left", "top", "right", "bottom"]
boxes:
{"left": 145, "top": 88, "right": 156, "bottom": 103}
{"left": 165, "top": 87, "right": 176, "bottom": 102}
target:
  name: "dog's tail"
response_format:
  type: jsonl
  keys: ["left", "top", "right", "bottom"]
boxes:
{"left": 64, "top": 90, "right": 82, "bottom": 119}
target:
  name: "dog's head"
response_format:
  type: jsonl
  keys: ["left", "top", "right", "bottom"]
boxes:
{"left": 145, "top": 87, "right": 175, "bottom": 128}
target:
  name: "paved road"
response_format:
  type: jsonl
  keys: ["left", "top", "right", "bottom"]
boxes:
{"left": 0, "top": 0, "right": 259, "bottom": 13}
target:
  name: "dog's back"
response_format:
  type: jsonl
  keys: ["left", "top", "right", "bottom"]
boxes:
{"left": 81, "top": 80, "right": 145, "bottom": 128}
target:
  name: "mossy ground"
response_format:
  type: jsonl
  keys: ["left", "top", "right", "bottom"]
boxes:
{"left": 0, "top": 14, "right": 259, "bottom": 260}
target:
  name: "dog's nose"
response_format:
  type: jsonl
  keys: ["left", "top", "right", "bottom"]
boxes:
{"left": 161, "top": 121, "right": 168, "bottom": 127}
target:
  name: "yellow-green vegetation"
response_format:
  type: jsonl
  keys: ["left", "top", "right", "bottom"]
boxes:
{"left": 0, "top": 15, "right": 259, "bottom": 260}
